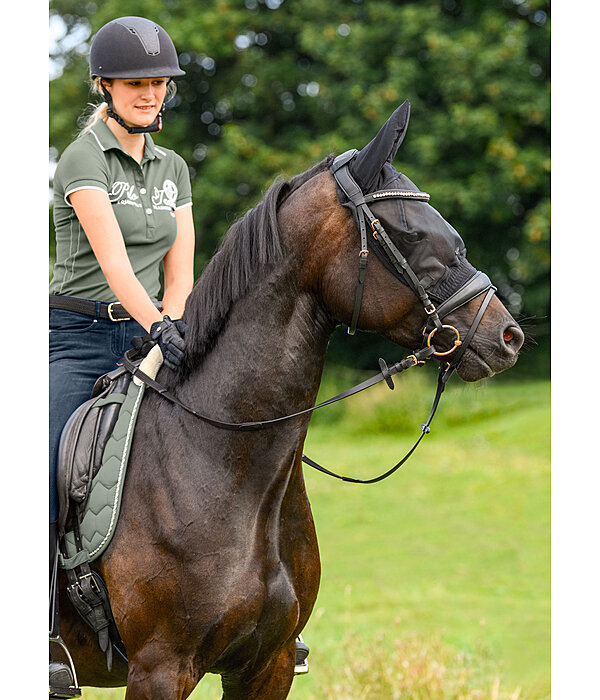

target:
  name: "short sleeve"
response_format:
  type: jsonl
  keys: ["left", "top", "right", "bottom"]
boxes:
{"left": 54, "top": 138, "right": 110, "bottom": 206}
{"left": 173, "top": 154, "right": 193, "bottom": 210}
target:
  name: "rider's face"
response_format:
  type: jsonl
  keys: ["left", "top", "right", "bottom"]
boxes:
{"left": 103, "top": 77, "right": 168, "bottom": 128}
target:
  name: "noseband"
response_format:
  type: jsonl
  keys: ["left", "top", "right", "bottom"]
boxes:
{"left": 331, "top": 149, "right": 496, "bottom": 376}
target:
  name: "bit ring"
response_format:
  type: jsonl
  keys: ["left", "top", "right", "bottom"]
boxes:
{"left": 426, "top": 324, "right": 462, "bottom": 357}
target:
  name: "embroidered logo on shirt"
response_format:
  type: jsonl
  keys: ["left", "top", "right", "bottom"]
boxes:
{"left": 152, "top": 179, "right": 178, "bottom": 210}
{"left": 109, "top": 181, "right": 142, "bottom": 208}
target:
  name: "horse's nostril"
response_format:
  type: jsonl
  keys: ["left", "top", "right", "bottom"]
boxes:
{"left": 503, "top": 324, "right": 524, "bottom": 352}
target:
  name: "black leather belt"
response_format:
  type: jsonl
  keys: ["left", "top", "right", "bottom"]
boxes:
{"left": 49, "top": 295, "right": 161, "bottom": 322}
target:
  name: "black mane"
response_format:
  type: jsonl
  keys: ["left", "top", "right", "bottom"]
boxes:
{"left": 179, "top": 155, "right": 334, "bottom": 377}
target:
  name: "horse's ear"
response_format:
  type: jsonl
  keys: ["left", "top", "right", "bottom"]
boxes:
{"left": 349, "top": 100, "right": 411, "bottom": 191}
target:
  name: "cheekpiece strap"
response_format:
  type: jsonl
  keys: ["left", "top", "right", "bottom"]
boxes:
{"left": 331, "top": 151, "right": 437, "bottom": 333}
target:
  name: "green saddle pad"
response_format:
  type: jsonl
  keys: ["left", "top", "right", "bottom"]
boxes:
{"left": 59, "top": 346, "right": 162, "bottom": 570}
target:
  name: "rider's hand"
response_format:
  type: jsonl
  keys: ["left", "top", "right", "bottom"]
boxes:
{"left": 149, "top": 315, "right": 187, "bottom": 371}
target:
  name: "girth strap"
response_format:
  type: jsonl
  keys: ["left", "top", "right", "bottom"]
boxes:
{"left": 62, "top": 512, "right": 128, "bottom": 672}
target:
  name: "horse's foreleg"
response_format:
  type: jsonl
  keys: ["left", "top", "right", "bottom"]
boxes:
{"left": 123, "top": 648, "right": 200, "bottom": 700}
{"left": 220, "top": 641, "right": 295, "bottom": 700}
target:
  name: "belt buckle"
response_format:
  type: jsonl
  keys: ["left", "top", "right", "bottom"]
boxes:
{"left": 107, "top": 302, "right": 131, "bottom": 322}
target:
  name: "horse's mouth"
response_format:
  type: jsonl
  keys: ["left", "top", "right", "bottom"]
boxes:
{"left": 455, "top": 345, "right": 495, "bottom": 382}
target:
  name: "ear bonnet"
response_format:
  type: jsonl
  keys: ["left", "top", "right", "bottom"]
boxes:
{"left": 331, "top": 101, "right": 495, "bottom": 365}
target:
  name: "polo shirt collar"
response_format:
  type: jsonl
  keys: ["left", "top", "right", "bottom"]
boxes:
{"left": 143, "top": 133, "right": 165, "bottom": 161}
{"left": 90, "top": 120, "right": 166, "bottom": 162}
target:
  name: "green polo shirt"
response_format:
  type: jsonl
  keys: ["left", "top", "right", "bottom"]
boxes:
{"left": 50, "top": 119, "right": 193, "bottom": 302}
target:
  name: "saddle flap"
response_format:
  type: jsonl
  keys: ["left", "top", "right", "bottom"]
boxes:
{"left": 57, "top": 374, "right": 132, "bottom": 535}
{"left": 57, "top": 347, "right": 164, "bottom": 537}
{"left": 92, "top": 375, "right": 130, "bottom": 475}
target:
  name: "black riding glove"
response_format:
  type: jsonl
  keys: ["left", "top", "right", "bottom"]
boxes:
{"left": 130, "top": 333, "right": 155, "bottom": 357}
{"left": 149, "top": 315, "right": 187, "bottom": 371}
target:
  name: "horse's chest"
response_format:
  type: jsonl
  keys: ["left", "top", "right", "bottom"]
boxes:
{"left": 229, "top": 558, "right": 301, "bottom": 625}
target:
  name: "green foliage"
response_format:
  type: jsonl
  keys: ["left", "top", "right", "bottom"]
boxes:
{"left": 50, "top": 0, "right": 550, "bottom": 368}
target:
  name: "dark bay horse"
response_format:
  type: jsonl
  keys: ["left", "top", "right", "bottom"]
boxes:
{"left": 56, "top": 102, "right": 524, "bottom": 699}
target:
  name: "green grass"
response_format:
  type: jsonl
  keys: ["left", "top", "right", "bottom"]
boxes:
{"left": 81, "top": 373, "right": 550, "bottom": 699}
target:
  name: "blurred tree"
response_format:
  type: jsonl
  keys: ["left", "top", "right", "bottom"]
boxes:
{"left": 50, "top": 0, "right": 549, "bottom": 373}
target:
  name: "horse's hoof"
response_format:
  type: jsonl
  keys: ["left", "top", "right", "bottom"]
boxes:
{"left": 294, "top": 636, "right": 310, "bottom": 675}
{"left": 49, "top": 661, "right": 81, "bottom": 698}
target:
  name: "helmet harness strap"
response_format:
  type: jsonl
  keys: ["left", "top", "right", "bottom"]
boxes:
{"left": 99, "top": 78, "right": 171, "bottom": 135}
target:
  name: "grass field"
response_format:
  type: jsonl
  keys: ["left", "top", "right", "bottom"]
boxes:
{"left": 80, "top": 369, "right": 550, "bottom": 699}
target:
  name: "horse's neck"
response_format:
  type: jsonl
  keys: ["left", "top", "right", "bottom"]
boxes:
{"left": 179, "top": 267, "right": 333, "bottom": 430}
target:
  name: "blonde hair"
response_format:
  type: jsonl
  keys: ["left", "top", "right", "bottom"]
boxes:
{"left": 78, "top": 77, "right": 178, "bottom": 137}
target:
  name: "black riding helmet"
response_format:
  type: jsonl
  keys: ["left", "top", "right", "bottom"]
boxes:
{"left": 89, "top": 16, "right": 185, "bottom": 134}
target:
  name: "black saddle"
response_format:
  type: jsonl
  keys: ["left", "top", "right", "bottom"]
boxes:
{"left": 56, "top": 363, "right": 134, "bottom": 537}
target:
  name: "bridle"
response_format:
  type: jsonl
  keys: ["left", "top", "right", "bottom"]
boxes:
{"left": 123, "top": 152, "right": 498, "bottom": 484}
{"left": 330, "top": 148, "right": 496, "bottom": 355}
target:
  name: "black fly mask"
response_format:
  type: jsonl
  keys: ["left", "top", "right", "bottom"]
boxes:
{"left": 331, "top": 100, "right": 496, "bottom": 368}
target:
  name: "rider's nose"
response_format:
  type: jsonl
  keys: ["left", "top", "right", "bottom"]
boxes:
{"left": 502, "top": 324, "right": 524, "bottom": 354}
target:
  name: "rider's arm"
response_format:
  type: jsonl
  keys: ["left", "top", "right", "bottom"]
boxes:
{"left": 161, "top": 204, "right": 195, "bottom": 321}
{"left": 68, "top": 188, "right": 163, "bottom": 331}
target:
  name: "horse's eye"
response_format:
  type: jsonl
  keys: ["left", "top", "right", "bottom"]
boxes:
{"left": 403, "top": 231, "right": 420, "bottom": 243}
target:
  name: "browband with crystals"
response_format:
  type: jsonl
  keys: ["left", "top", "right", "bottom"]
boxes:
{"left": 365, "top": 190, "right": 430, "bottom": 202}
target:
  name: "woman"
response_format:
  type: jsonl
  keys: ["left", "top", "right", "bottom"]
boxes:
{"left": 49, "top": 17, "right": 194, "bottom": 695}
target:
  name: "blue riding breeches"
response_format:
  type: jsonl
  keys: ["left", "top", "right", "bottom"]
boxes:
{"left": 49, "top": 306, "right": 145, "bottom": 523}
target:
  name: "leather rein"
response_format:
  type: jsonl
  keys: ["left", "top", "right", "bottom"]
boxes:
{"left": 122, "top": 153, "right": 497, "bottom": 484}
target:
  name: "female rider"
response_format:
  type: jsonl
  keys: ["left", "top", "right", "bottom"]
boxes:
{"left": 49, "top": 17, "right": 194, "bottom": 695}
{"left": 49, "top": 17, "right": 309, "bottom": 695}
